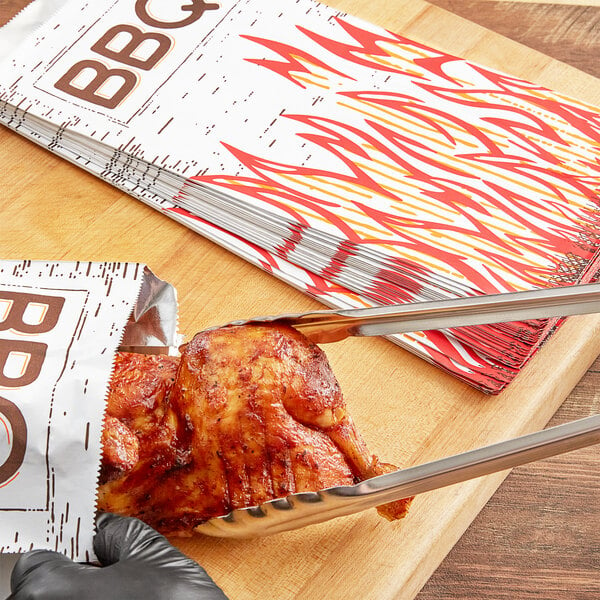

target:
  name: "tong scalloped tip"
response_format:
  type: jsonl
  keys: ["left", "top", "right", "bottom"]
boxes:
{"left": 194, "top": 414, "right": 600, "bottom": 538}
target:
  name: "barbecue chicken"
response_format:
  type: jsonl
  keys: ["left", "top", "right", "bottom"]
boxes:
{"left": 97, "top": 323, "right": 411, "bottom": 535}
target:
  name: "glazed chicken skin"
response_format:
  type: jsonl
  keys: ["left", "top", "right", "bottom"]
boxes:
{"left": 98, "top": 351, "right": 182, "bottom": 528}
{"left": 97, "top": 323, "right": 411, "bottom": 534}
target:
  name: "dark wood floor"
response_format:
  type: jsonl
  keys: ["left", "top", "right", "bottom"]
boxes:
{"left": 428, "top": 1, "right": 600, "bottom": 78}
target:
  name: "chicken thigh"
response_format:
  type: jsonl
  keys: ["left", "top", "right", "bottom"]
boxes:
{"left": 97, "top": 323, "right": 411, "bottom": 535}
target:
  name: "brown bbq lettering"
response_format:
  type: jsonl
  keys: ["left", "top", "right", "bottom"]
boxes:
{"left": 91, "top": 25, "right": 172, "bottom": 71}
{"left": 0, "top": 339, "right": 48, "bottom": 388}
{"left": 0, "top": 291, "right": 65, "bottom": 335}
{"left": 0, "top": 291, "right": 64, "bottom": 487}
{"left": 55, "top": 60, "right": 138, "bottom": 109}
{"left": 135, "top": 0, "right": 219, "bottom": 29}
{"left": 0, "top": 290, "right": 64, "bottom": 401}
{"left": 0, "top": 396, "right": 27, "bottom": 485}
{"left": 55, "top": 1, "right": 221, "bottom": 109}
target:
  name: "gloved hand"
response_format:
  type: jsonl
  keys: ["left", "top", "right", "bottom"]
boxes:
{"left": 7, "top": 513, "right": 229, "bottom": 600}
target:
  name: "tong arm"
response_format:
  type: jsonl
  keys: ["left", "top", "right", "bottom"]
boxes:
{"left": 230, "top": 283, "right": 600, "bottom": 343}
{"left": 197, "top": 414, "right": 600, "bottom": 538}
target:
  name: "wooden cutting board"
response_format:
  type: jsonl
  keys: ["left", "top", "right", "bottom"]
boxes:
{"left": 1, "top": 0, "right": 599, "bottom": 598}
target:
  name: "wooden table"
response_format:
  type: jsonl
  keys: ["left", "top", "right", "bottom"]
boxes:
{"left": 0, "top": 1, "right": 598, "bottom": 599}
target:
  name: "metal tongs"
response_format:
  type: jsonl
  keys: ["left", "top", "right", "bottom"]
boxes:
{"left": 119, "top": 283, "right": 600, "bottom": 537}
{"left": 121, "top": 282, "right": 600, "bottom": 351}
{"left": 196, "top": 414, "right": 600, "bottom": 538}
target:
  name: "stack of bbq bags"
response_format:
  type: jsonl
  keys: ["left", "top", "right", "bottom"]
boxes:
{"left": 1, "top": 0, "right": 600, "bottom": 393}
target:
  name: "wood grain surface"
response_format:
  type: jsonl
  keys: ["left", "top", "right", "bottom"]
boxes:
{"left": 428, "top": 0, "right": 600, "bottom": 78}
{"left": 0, "top": 1, "right": 599, "bottom": 599}
{"left": 418, "top": 366, "right": 600, "bottom": 599}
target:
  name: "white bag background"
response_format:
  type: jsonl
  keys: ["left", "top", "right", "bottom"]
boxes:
{"left": 0, "top": 259, "right": 178, "bottom": 592}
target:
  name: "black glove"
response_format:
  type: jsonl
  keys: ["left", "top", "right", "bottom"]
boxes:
{"left": 7, "top": 513, "right": 229, "bottom": 600}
